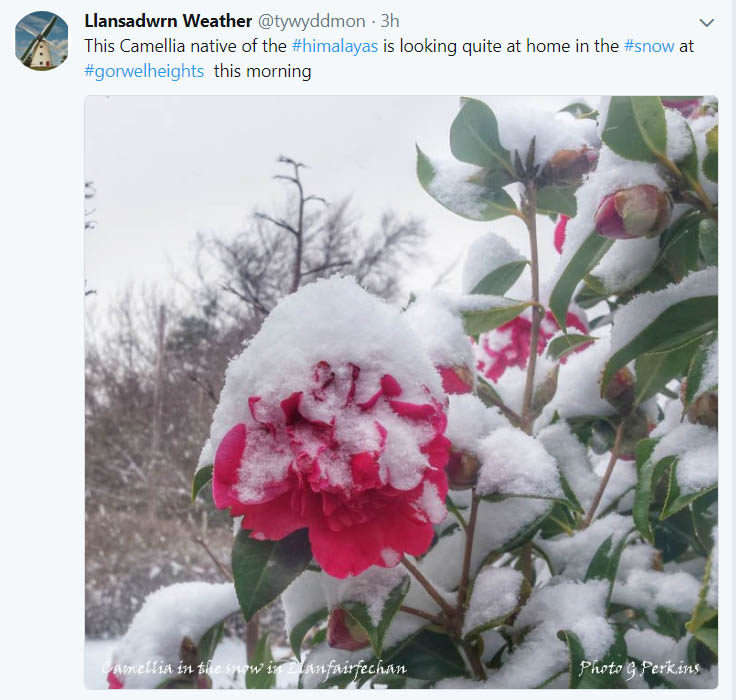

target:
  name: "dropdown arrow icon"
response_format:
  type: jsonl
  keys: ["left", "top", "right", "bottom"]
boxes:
{"left": 700, "top": 18, "right": 714, "bottom": 27}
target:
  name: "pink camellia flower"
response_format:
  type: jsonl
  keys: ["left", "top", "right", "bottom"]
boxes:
{"left": 209, "top": 278, "right": 451, "bottom": 579}
{"left": 477, "top": 309, "right": 588, "bottom": 383}
{"left": 327, "top": 608, "right": 371, "bottom": 651}
{"left": 553, "top": 215, "right": 569, "bottom": 254}
{"left": 661, "top": 97, "right": 700, "bottom": 118}
{"left": 594, "top": 185, "right": 672, "bottom": 240}
{"left": 107, "top": 669, "right": 124, "bottom": 690}
{"left": 438, "top": 364, "right": 474, "bottom": 395}
{"left": 213, "top": 363, "right": 450, "bottom": 578}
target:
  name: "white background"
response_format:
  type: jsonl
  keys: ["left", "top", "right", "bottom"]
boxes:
{"left": 2, "top": 0, "right": 733, "bottom": 697}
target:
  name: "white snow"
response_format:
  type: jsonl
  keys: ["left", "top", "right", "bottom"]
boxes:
{"left": 617, "top": 542, "right": 658, "bottom": 578}
{"left": 665, "top": 108, "right": 695, "bottom": 163}
{"left": 208, "top": 276, "right": 447, "bottom": 498}
{"left": 462, "top": 567, "right": 523, "bottom": 636}
{"left": 706, "top": 526, "right": 718, "bottom": 608}
{"left": 337, "top": 567, "right": 408, "bottom": 626}
{"left": 537, "top": 338, "right": 616, "bottom": 426}
{"left": 476, "top": 428, "right": 562, "bottom": 500}
{"left": 650, "top": 397, "right": 685, "bottom": 438}
{"left": 445, "top": 393, "right": 509, "bottom": 453}
{"left": 590, "top": 236, "right": 659, "bottom": 293}
{"left": 496, "top": 108, "right": 598, "bottom": 168}
{"left": 108, "top": 582, "right": 239, "bottom": 689}
{"left": 462, "top": 232, "right": 525, "bottom": 294}
{"left": 701, "top": 338, "right": 718, "bottom": 393}
{"left": 612, "top": 569, "right": 700, "bottom": 615}
{"left": 403, "top": 291, "right": 474, "bottom": 371}
{"left": 471, "top": 580, "right": 613, "bottom": 688}
{"left": 650, "top": 423, "right": 717, "bottom": 494}
{"left": 419, "top": 497, "right": 550, "bottom": 590}
{"left": 282, "top": 571, "right": 328, "bottom": 641}
{"left": 609, "top": 267, "right": 716, "bottom": 356}
{"left": 425, "top": 157, "right": 495, "bottom": 219}
{"left": 537, "top": 513, "right": 633, "bottom": 580}
{"left": 536, "top": 421, "right": 600, "bottom": 509}
{"left": 690, "top": 113, "right": 719, "bottom": 201}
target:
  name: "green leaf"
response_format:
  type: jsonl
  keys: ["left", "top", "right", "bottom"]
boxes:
{"left": 656, "top": 210, "right": 704, "bottom": 282}
{"left": 601, "top": 96, "right": 667, "bottom": 162}
{"left": 449, "top": 97, "right": 513, "bottom": 173}
{"left": 470, "top": 260, "right": 528, "bottom": 296}
{"left": 231, "top": 528, "right": 312, "bottom": 622}
{"left": 461, "top": 299, "right": 533, "bottom": 335}
{"left": 546, "top": 333, "right": 595, "bottom": 362}
{"left": 632, "top": 440, "right": 668, "bottom": 542}
{"left": 601, "top": 295, "right": 717, "bottom": 393}
{"left": 343, "top": 576, "right": 410, "bottom": 656}
{"left": 660, "top": 458, "right": 717, "bottom": 520}
{"left": 289, "top": 607, "right": 328, "bottom": 661}
{"left": 416, "top": 146, "right": 518, "bottom": 221}
{"left": 549, "top": 232, "right": 614, "bottom": 327}
{"left": 387, "top": 629, "right": 466, "bottom": 681}
{"left": 559, "top": 101, "right": 594, "bottom": 118}
{"left": 191, "top": 464, "right": 213, "bottom": 502}
{"left": 699, "top": 218, "right": 718, "bottom": 266}
{"left": 702, "top": 125, "right": 718, "bottom": 182}
{"left": 559, "top": 628, "right": 627, "bottom": 689}
{"left": 684, "top": 331, "right": 717, "bottom": 406}
{"left": 584, "top": 532, "right": 631, "bottom": 602}
{"left": 686, "top": 550, "right": 718, "bottom": 655}
{"left": 537, "top": 186, "right": 577, "bottom": 217}
{"left": 633, "top": 339, "right": 699, "bottom": 405}
{"left": 198, "top": 620, "right": 225, "bottom": 666}
{"left": 671, "top": 120, "right": 700, "bottom": 189}
{"left": 246, "top": 633, "right": 276, "bottom": 689}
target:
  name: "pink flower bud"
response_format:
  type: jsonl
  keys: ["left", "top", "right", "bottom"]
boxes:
{"left": 438, "top": 365, "right": 474, "bottom": 395}
{"left": 554, "top": 215, "right": 569, "bottom": 254}
{"left": 594, "top": 185, "right": 672, "bottom": 240}
{"left": 661, "top": 98, "right": 700, "bottom": 118}
{"left": 445, "top": 448, "right": 481, "bottom": 491}
{"left": 327, "top": 608, "right": 370, "bottom": 651}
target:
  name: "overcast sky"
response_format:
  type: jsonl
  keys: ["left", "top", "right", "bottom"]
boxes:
{"left": 84, "top": 95, "right": 588, "bottom": 306}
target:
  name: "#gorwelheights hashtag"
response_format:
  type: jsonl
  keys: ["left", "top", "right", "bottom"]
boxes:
{"left": 85, "top": 64, "right": 94, "bottom": 75}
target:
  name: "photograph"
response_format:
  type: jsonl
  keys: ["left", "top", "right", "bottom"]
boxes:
{"left": 84, "top": 95, "right": 719, "bottom": 690}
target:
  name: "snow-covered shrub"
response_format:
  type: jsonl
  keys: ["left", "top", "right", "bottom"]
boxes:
{"left": 112, "top": 96, "right": 718, "bottom": 689}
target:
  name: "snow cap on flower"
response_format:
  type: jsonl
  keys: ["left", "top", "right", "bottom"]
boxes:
{"left": 108, "top": 582, "right": 238, "bottom": 689}
{"left": 209, "top": 277, "right": 450, "bottom": 578}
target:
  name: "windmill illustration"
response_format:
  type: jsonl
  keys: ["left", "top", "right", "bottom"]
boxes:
{"left": 18, "top": 15, "right": 66, "bottom": 68}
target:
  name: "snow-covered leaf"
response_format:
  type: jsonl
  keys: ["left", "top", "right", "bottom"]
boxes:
{"left": 702, "top": 125, "right": 717, "bottom": 182}
{"left": 463, "top": 567, "right": 523, "bottom": 636}
{"left": 584, "top": 533, "right": 631, "bottom": 603}
{"left": 342, "top": 575, "right": 410, "bottom": 656}
{"left": 633, "top": 339, "right": 699, "bottom": 405}
{"left": 546, "top": 333, "right": 595, "bottom": 362}
{"left": 548, "top": 231, "right": 614, "bottom": 327}
{"left": 460, "top": 298, "right": 533, "bottom": 336}
{"left": 449, "top": 97, "right": 513, "bottom": 173}
{"left": 686, "top": 541, "right": 718, "bottom": 655}
{"left": 601, "top": 96, "right": 666, "bottom": 163}
{"left": 660, "top": 458, "right": 717, "bottom": 520}
{"left": 231, "top": 528, "right": 312, "bottom": 622}
{"left": 417, "top": 147, "right": 518, "bottom": 221}
{"left": 536, "top": 185, "right": 577, "bottom": 217}
{"left": 191, "top": 464, "right": 213, "bottom": 502}
{"left": 470, "top": 260, "right": 528, "bottom": 296}
{"left": 684, "top": 332, "right": 717, "bottom": 406}
{"left": 558, "top": 627, "right": 627, "bottom": 689}
{"left": 632, "top": 439, "right": 669, "bottom": 542}
{"left": 601, "top": 270, "right": 717, "bottom": 393}
{"left": 699, "top": 218, "right": 718, "bottom": 266}
{"left": 388, "top": 629, "right": 467, "bottom": 681}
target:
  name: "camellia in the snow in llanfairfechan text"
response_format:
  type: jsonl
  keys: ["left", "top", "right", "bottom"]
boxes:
{"left": 109, "top": 96, "right": 719, "bottom": 689}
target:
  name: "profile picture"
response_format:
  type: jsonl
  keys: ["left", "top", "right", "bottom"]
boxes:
{"left": 15, "top": 11, "right": 68, "bottom": 70}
